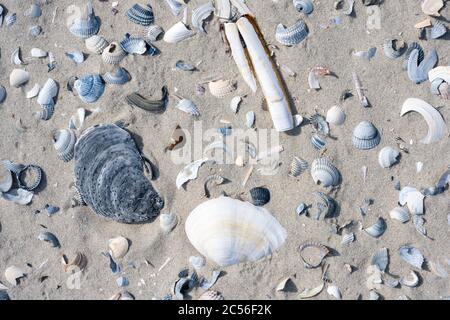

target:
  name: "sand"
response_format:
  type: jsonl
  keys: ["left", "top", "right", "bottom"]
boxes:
{"left": 0, "top": 0, "right": 449, "bottom": 300}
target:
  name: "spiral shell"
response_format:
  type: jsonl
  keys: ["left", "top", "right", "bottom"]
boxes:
{"left": 102, "top": 42, "right": 127, "bottom": 65}
{"left": 85, "top": 35, "right": 109, "bottom": 54}
{"left": 126, "top": 3, "right": 154, "bottom": 26}
{"left": 275, "top": 20, "right": 308, "bottom": 46}
{"left": 208, "top": 79, "right": 236, "bottom": 98}
{"left": 74, "top": 74, "right": 105, "bottom": 104}
{"left": 53, "top": 129, "right": 77, "bottom": 162}
{"left": 352, "top": 121, "right": 381, "bottom": 150}
{"left": 310, "top": 158, "right": 340, "bottom": 187}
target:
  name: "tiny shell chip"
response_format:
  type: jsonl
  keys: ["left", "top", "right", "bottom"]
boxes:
{"left": 108, "top": 236, "right": 129, "bottom": 259}
{"left": 0, "top": 85, "right": 6, "bottom": 104}
{"left": 159, "top": 213, "right": 178, "bottom": 233}
{"left": 246, "top": 111, "right": 255, "bottom": 128}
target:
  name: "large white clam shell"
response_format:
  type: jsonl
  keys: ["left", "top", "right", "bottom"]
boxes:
{"left": 163, "top": 21, "right": 195, "bottom": 44}
{"left": 185, "top": 197, "right": 287, "bottom": 267}
{"left": 378, "top": 146, "right": 400, "bottom": 168}
{"left": 326, "top": 105, "right": 346, "bottom": 126}
{"left": 9, "top": 69, "right": 30, "bottom": 88}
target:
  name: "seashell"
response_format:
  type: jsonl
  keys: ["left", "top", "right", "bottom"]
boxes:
{"left": 30, "top": 48, "right": 47, "bottom": 58}
{"left": 407, "top": 48, "right": 438, "bottom": 84}
{"left": 1, "top": 188, "right": 33, "bottom": 205}
{"left": 310, "top": 113, "right": 329, "bottom": 135}
{"left": 429, "top": 261, "right": 449, "bottom": 278}
{"left": 389, "top": 207, "right": 410, "bottom": 223}
{"left": 176, "top": 158, "right": 209, "bottom": 189}
{"left": 421, "top": 0, "right": 444, "bottom": 16}
{"left": 5, "top": 13, "right": 16, "bottom": 27}
{"left": 369, "top": 290, "right": 380, "bottom": 300}
{"left": 185, "top": 197, "right": 287, "bottom": 267}
{"left": 102, "top": 42, "right": 127, "bottom": 65}
{"left": 198, "top": 290, "right": 224, "bottom": 300}
{"left": 352, "top": 72, "right": 370, "bottom": 107}
{"left": 9, "top": 69, "right": 30, "bottom": 88}
{"left": 103, "top": 67, "right": 131, "bottom": 85}
{"left": 1, "top": 160, "right": 25, "bottom": 174}
{"left": 65, "top": 51, "right": 85, "bottom": 65}
{"left": 175, "top": 99, "right": 200, "bottom": 117}
{"left": 203, "top": 174, "right": 225, "bottom": 198}
{"left": 371, "top": 247, "right": 389, "bottom": 272}
{"left": 249, "top": 187, "right": 270, "bottom": 206}
{"left": 25, "top": 4, "right": 42, "bottom": 18}
{"left": 378, "top": 146, "right": 400, "bottom": 168}
{"left": 246, "top": 111, "right": 255, "bottom": 128}
{"left": 275, "top": 277, "right": 292, "bottom": 292}
{"left": 383, "top": 275, "right": 399, "bottom": 288}
{"left": 120, "top": 34, "right": 147, "bottom": 55}
{"left": 353, "top": 47, "right": 377, "bottom": 60}
{"left": 275, "top": 20, "right": 308, "bottom": 46}
{"left": 364, "top": 217, "right": 386, "bottom": 238}
{"left": 160, "top": 213, "right": 178, "bottom": 233}
{"left": 4, "top": 266, "right": 26, "bottom": 286}
{"left": 126, "top": 87, "right": 168, "bottom": 112}
{"left": 311, "top": 134, "right": 326, "bottom": 150}
{"left": 85, "top": 35, "right": 109, "bottom": 55}
{"left": 341, "top": 233, "right": 354, "bottom": 246}
{"left": 74, "top": 124, "right": 164, "bottom": 223}
{"left": 37, "top": 232, "right": 61, "bottom": 248}
{"left": 400, "top": 270, "right": 420, "bottom": 287}
{"left": 126, "top": 3, "right": 154, "bottom": 26}
{"left": 326, "top": 105, "right": 345, "bottom": 126}
{"left": 16, "top": 165, "right": 42, "bottom": 191}
{"left": 61, "top": 252, "right": 87, "bottom": 273}
{"left": 327, "top": 285, "right": 342, "bottom": 299}
{"left": 383, "top": 39, "right": 406, "bottom": 59}
{"left": 312, "top": 191, "right": 336, "bottom": 219}
{"left": 398, "top": 245, "right": 424, "bottom": 269}
{"left": 0, "top": 85, "right": 6, "bottom": 104}
{"left": 289, "top": 156, "right": 308, "bottom": 177}
{"left": 428, "top": 21, "right": 447, "bottom": 39}
{"left": 293, "top": 0, "right": 313, "bottom": 14}
{"left": 29, "top": 25, "right": 42, "bottom": 37}
{"left": 163, "top": 21, "right": 195, "bottom": 44}
{"left": 189, "top": 256, "right": 206, "bottom": 270}
{"left": 45, "top": 204, "right": 59, "bottom": 216}
{"left": 428, "top": 66, "right": 450, "bottom": 83}
{"left": 298, "top": 241, "right": 329, "bottom": 269}
{"left": 400, "top": 98, "right": 447, "bottom": 144}
{"left": 295, "top": 202, "right": 308, "bottom": 215}
{"left": 74, "top": 74, "right": 105, "bottom": 103}
{"left": 399, "top": 186, "right": 424, "bottom": 215}
{"left": 11, "top": 48, "right": 26, "bottom": 65}
{"left": 352, "top": 121, "right": 381, "bottom": 150}
{"left": 47, "top": 52, "right": 56, "bottom": 72}
{"left": 294, "top": 114, "right": 303, "bottom": 127}
{"left": 39, "top": 103, "right": 55, "bottom": 121}
{"left": 413, "top": 215, "right": 428, "bottom": 238}
{"left": 208, "top": 79, "right": 236, "bottom": 98}
{"left": 37, "top": 78, "right": 58, "bottom": 106}
{"left": 143, "top": 25, "right": 164, "bottom": 42}
{"left": 192, "top": 2, "right": 214, "bottom": 33}
{"left": 166, "top": 0, "right": 184, "bottom": 16}
{"left": 68, "top": 2, "right": 100, "bottom": 39}
{"left": 108, "top": 236, "right": 129, "bottom": 259}
{"left": 53, "top": 129, "right": 77, "bottom": 162}
{"left": 310, "top": 158, "right": 340, "bottom": 187}
{"left": 116, "top": 277, "right": 129, "bottom": 287}
{"left": 0, "top": 162, "right": 13, "bottom": 193}
{"left": 298, "top": 282, "right": 324, "bottom": 299}
{"left": 229, "top": 96, "right": 242, "bottom": 113}
{"left": 175, "top": 60, "right": 197, "bottom": 72}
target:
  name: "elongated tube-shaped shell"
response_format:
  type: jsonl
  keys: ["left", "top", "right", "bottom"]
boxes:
{"left": 236, "top": 16, "right": 293, "bottom": 132}
{"left": 224, "top": 23, "right": 257, "bottom": 93}
{"left": 185, "top": 197, "right": 287, "bottom": 267}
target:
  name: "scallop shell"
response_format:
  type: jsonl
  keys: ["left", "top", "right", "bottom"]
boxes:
{"left": 163, "top": 21, "right": 195, "bottom": 44}
{"left": 191, "top": 2, "right": 214, "bottom": 33}
{"left": 102, "top": 42, "right": 127, "bottom": 65}
{"left": 378, "top": 146, "right": 400, "bottom": 168}
{"left": 352, "top": 121, "right": 381, "bottom": 150}
{"left": 326, "top": 105, "right": 346, "bottom": 125}
{"left": 126, "top": 3, "right": 154, "bottom": 26}
{"left": 327, "top": 285, "right": 342, "bottom": 299}
{"left": 4, "top": 266, "right": 26, "bottom": 286}
{"left": 29, "top": 25, "right": 42, "bottom": 37}
{"left": 103, "top": 67, "right": 131, "bottom": 85}
{"left": 9, "top": 69, "right": 30, "bottom": 88}
{"left": 175, "top": 99, "right": 200, "bottom": 117}
{"left": 341, "top": 233, "right": 355, "bottom": 246}
{"left": 37, "top": 78, "right": 58, "bottom": 106}
{"left": 208, "top": 79, "right": 236, "bottom": 98}
{"left": 2, "top": 160, "right": 25, "bottom": 174}
{"left": 85, "top": 35, "right": 109, "bottom": 55}
{"left": 17, "top": 164, "right": 42, "bottom": 191}
{"left": 293, "top": 0, "right": 313, "bottom": 14}
{"left": 74, "top": 74, "right": 105, "bottom": 103}
{"left": 383, "top": 39, "right": 406, "bottom": 59}
{"left": 0, "top": 161, "right": 13, "bottom": 193}
{"left": 389, "top": 207, "right": 410, "bottom": 223}
{"left": 311, "top": 134, "right": 326, "bottom": 150}
{"left": 249, "top": 187, "right": 270, "bottom": 206}
{"left": 371, "top": 247, "right": 389, "bottom": 272}
{"left": 198, "top": 290, "right": 224, "bottom": 300}
{"left": 53, "top": 129, "right": 77, "bottom": 162}
{"left": 364, "top": 217, "right": 386, "bottom": 238}
{"left": 108, "top": 236, "right": 129, "bottom": 259}
{"left": 289, "top": 156, "right": 308, "bottom": 177}
{"left": 160, "top": 213, "right": 178, "bottom": 233}
{"left": 176, "top": 158, "right": 209, "bottom": 189}
{"left": 399, "top": 245, "right": 424, "bottom": 269}
{"left": 68, "top": 2, "right": 100, "bottom": 39}
{"left": 0, "top": 85, "right": 6, "bottom": 103}
{"left": 25, "top": 4, "right": 42, "bottom": 18}
{"left": 1, "top": 188, "right": 34, "bottom": 205}
{"left": 120, "top": 34, "right": 147, "bottom": 55}
{"left": 142, "top": 25, "right": 164, "bottom": 42}
{"left": 74, "top": 124, "right": 164, "bottom": 223}
{"left": 310, "top": 158, "right": 340, "bottom": 187}
{"left": 185, "top": 197, "right": 287, "bottom": 267}
{"left": 298, "top": 241, "right": 329, "bottom": 269}
{"left": 30, "top": 48, "right": 47, "bottom": 58}
{"left": 246, "top": 111, "right": 255, "bottom": 128}
{"left": 400, "top": 270, "right": 419, "bottom": 287}
{"left": 275, "top": 20, "right": 308, "bottom": 46}
{"left": 399, "top": 186, "right": 424, "bottom": 215}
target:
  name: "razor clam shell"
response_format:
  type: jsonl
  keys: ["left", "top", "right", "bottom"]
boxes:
{"left": 159, "top": 213, "right": 178, "bottom": 233}
{"left": 53, "top": 129, "right": 77, "bottom": 162}
{"left": 352, "top": 121, "right": 381, "bottom": 150}
{"left": 364, "top": 217, "right": 386, "bottom": 238}
{"left": 208, "top": 79, "right": 236, "bottom": 98}
{"left": 327, "top": 285, "right": 342, "bottom": 299}
{"left": 400, "top": 270, "right": 420, "bottom": 287}
{"left": 407, "top": 48, "right": 438, "bottom": 84}
{"left": 4, "top": 266, "right": 26, "bottom": 286}
{"left": 1, "top": 188, "right": 33, "bottom": 205}
{"left": 298, "top": 241, "right": 329, "bottom": 269}
{"left": 103, "top": 67, "right": 131, "bottom": 85}
{"left": 126, "top": 86, "right": 168, "bottom": 112}
{"left": 326, "top": 105, "right": 346, "bottom": 126}
{"left": 310, "top": 158, "right": 340, "bottom": 187}
{"left": 399, "top": 245, "right": 424, "bottom": 269}
{"left": 9, "top": 69, "right": 30, "bottom": 88}
{"left": 298, "top": 282, "right": 324, "bottom": 299}
{"left": 389, "top": 206, "right": 410, "bottom": 223}
{"left": 85, "top": 35, "right": 109, "bottom": 55}
{"left": 293, "top": 0, "right": 314, "bottom": 14}
{"left": 249, "top": 187, "right": 270, "bottom": 206}
{"left": 311, "top": 134, "right": 326, "bottom": 150}
{"left": 143, "top": 25, "right": 164, "bottom": 42}
{"left": 371, "top": 247, "right": 389, "bottom": 272}
{"left": 163, "top": 21, "right": 195, "bottom": 44}
{"left": 275, "top": 20, "right": 308, "bottom": 46}
{"left": 30, "top": 48, "right": 47, "bottom": 58}
{"left": 108, "top": 236, "right": 129, "bottom": 259}
{"left": 198, "top": 290, "right": 224, "bottom": 300}
{"left": 203, "top": 174, "right": 225, "bottom": 198}
{"left": 17, "top": 164, "right": 42, "bottom": 191}
{"left": 191, "top": 2, "right": 214, "bottom": 33}
{"left": 102, "top": 42, "right": 127, "bottom": 65}
{"left": 0, "top": 85, "right": 6, "bottom": 103}
{"left": 176, "top": 158, "right": 209, "bottom": 189}
{"left": 341, "top": 232, "right": 355, "bottom": 246}
{"left": 289, "top": 156, "right": 308, "bottom": 177}
{"left": 38, "top": 232, "right": 61, "bottom": 248}
{"left": 378, "top": 146, "right": 400, "bottom": 168}
{"left": 246, "top": 111, "right": 255, "bottom": 128}
{"left": 126, "top": 3, "right": 154, "bottom": 26}
{"left": 383, "top": 39, "right": 406, "bottom": 59}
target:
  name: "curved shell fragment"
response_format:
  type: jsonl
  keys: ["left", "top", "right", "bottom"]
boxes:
{"left": 176, "top": 158, "right": 209, "bottom": 189}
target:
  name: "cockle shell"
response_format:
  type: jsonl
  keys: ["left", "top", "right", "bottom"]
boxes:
{"left": 249, "top": 187, "right": 270, "bottom": 206}
{"left": 198, "top": 290, "right": 224, "bottom": 300}
{"left": 102, "top": 42, "right": 127, "bottom": 65}
{"left": 383, "top": 39, "right": 406, "bottom": 59}
{"left": 400, "top": 270, "right": 420, "bottom": 287}
{"left": 108, "top": 236, "right": 129, "bottom": 259}
{"left": 160, "top": 213, "right": 178, "bottom": 233}
{"left": 4, "top": 266, "right": 26, "bottom": 286}
{"left": 74, "top": 74, "right": 105, "bottom": 103}
{"left": 310, "top": 158, "right": 340, "bottom": 187}
{"left": 163, "top": 21, "right": 195, "bottom": 44}
{"left": 191, "top": 2, "right": 214, "bottom": 33}
{"left": 53, "top": 129, "right": 77, "bottom": 162}
{"left": 17, "top": 165, "right": 42, "bottom": 191}
{"left": 364, "top": 217, "right": 387, "bottom": 238}
{"left": 407, "top": 48, "right": 438, "bottom": 84}
{"left": 176, "top": 158, "right": 209, "bottom": 189}
{"left": 126, "top": 3, "right": 154, "bottom": 26}
{"left": 399, "top": 245, "right": 424, "bottom": 269}
{"left": 389, "top": 207, "right": 410, "bottom": 223}
{"left": 378, "top": 146, "right": 400, "bottom": 168}
{"left": 298, "top": 241, "right": 329, "bottom": 269}
{"left": 143, "top": 25, "right": 164, "bottom": 42}
{"left": 103, "top": 67, "right": 131, "bottom": 85}
{"left": 30, "top": 48, "right": 47, "bottom": 58}
{"left": 428, "top": 21, "right": 447, "bottom": 39}
{"left": 326, "top": 105, "right": 346, "bottom": 126}
{"left": 371, "top": 247, "right": 389, "bottom": 272}
{"left": 9, "top": 69, "right": 29, "bottom": 88}
{"left": 208, "top": 79, "right": 236, "bottom": 98}
{"left": 341, "top": 232, "right": 355, "bottom": 246}
{"left": 37, "top": 78, "right": 58, "bottom": 106}
{"left": 120, "top": 34, "right": 147, "bottom": 55}
{"left": 68, "top": 2, "right": 100, "bottom": 39}
{"left": 293, "top": 0, "right": 314, "bottom": 14}
{"left": 275, "top": 20, "right": 308, "bottom": 46}
{"left": 85, "top": 35, "right": 109, "bottom": 55}
{"left": 399, "top": 186, "right": 424, "bottom": 215}
{"left": 352, "top": 121, "right": 381, "bottom": 150}
{"left": 175, "top": 99, "right": 200, "bottom": 117}
{"left": 311, "top": 134, "right": 326, "bottom": 150}
{"left": 185, "top": 197, "right": 287, "bottom": 267}
{"left": 289, "top": 156, "right": 308, "bottom": 177}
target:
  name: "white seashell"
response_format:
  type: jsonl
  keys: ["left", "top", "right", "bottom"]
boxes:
{"left": 189, "top": 256, "right": 206, "bottom": 270}
{"left": 5, "top": 13, "right": 17, "bottom": 27}
{"left": 215, "top": 0, "right": 231, "bottom": 21}
{"left": 185, "top": 197, "right": 287, "bottom": 267}
{"left": 400, "top": 98, "right": 447, "bottom": 144}
{"left": 9, "top": 69, "right": 30, "bottom": 88}
{"left": 26, "top": 84, "right": 41, "bottom": 99}
{"left": 0, "top": 162, "right": 12, "bottom": 193}
{"left": 237, "top": 17, "right": 294, "bottom": 132}
{"left": 341, "top": 233, "right": 354, "bottom": 246}
{"left": 11, "top": 48, "right": 26, "bottom": 65}
{"left": 369, "top": 290, "right": 380, "bottom": 300}
{"left": 428, "top": 66, "right": 450, "bottom": 84}
{"left": 37, "top": 78, "right": 58, "bottom": 106}
{"left": 310, "top": 158, "right": 340, "bottom": 187}
{"left": 30, "top": 48, "right": 47, "bottom": 58}
{"left": 163, "top": 21, "right": 195, "bottom": 44}
{"left": 389, "top": 207, "right": 410, "bottom": 223}
{"left": 400, "top": 270, "right": 419, "bottom": 287}
{"left": 378, "top": 146, "right": 400, "bottom": 168}
{"left": 421, "top": 0, "right": 444, "bottom": 16}
{"left": 176, "top": 158, "right": 209, "bottom": 189}
{"left": 399, "top": 245, "right": 424, "bottom": 269}
{"left": 246, "top": 111, "right": 255, "bottom": 128}
{"left": 364, "top": 217, "right": 386, "bottom": 238}
{"left": 1, "top": 188, "right": 33, "bottom": 205}
{"left": 399, "top": 186, "right": 424, "bottom": 215}
{"left": 85, "top": 35, "right": 109, "bottom": 55}
{"left": 416, "top": 161, "right": 423, "bottom": 173}
{"left": 276, "top": 277, "right": 292, "bottom": 292}
{"left": 120, "top": 35, "right": 148, "bottom": 55}
{"left": 275, "top": 20, "right": 308, "bottom": 46}
{"left": 293, "top": 114, "right": 303, "bottom": 127}
{"left": 208, "top": 79, "right": 236, "bottom": 98}
{"left": 298, "top": 282, "right": 325, "bottom": 299}
{"left": 224, "top": 23, "right": 257, "bottom": 93}
{"left": 230, "top": 0, "right": 252, "bottom": 15}
{"left": 159, "top": 213, "right": 178, "bottom": 233}
{"left": 143, "top": 25, "right": 164, "bottom": 42}
{"left": 175, "top": 99, "right": 200, "bottom": 117}
{"left": 65, "top": 51, "right": 85, "bottom": 65}
{"left": 230, "top": 96, "right": 242, "bottom": 113}
{"left": 326, "top": 106, "right": 346, "bottom": 126}
{"left": 293, "top": 0, "right": 314, "bottom": 14}
{"left": 326, "top": 285, "right": 342, "bottom": 299}
{"left": 108, "top": 236, "right": 129, "bottom": 259}
{"left": 352, "top": 121, "right": 381, "bottom": 150}
{"left": 191, "top": 2, "right": 214, "bottom": 33}
{"left": 53, "top": 129, "right": 77, "bottom": 162}
{"left": 4, "top": 266, "right": 26, "bottom": 286}
{"left": 102, "top": 42, "right": 127, "bottom": 65}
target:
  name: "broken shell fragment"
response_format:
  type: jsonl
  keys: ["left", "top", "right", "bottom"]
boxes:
{"left": 400, "top": 270, "right": 420, "bottom": 287}
{"left": 85, "top": 35, "right": 109, "bottom": 55}
{"left": 298, "top": 241, "right": 329, "bottom": 269}
{"left": 229, "top": 96, "right": 242, "bottom": 113}
{"left": 53, "top": 129, "right": 77, "bottom": 162}
{"left": 327, "top": 285, "right": 342, "bottom": 299}
{"left": 4, "top": 266, "right": 26, "bottom": 286}
{"left": 198, "top": 290, "right": 224, "bottom": 300}
{"left": 275, "top": 276, "right": 292, "bottom": 292}
{"left": 30, "top": 48, "right": 47, "bottom": 58}
{"left": 143, "top": 25, "right": 164, "bottom": 42}
{"left": 175, "top": 99, "right": 200, "bottom": 117}
{"left": 371, "top": 247, "right": 389, "bottom": 272}
{"left": 275, "top": 20, "right": 308, "bottom": 46}
{"left": 399, "top": 186, "right": 424, "bottom": 215}
{"left": 364, "top": 217, "right": 387, "bottom": 238}
{"left": 108, "top": 236, "right": 129, "bottom": 259}
{"left": 310, "top": 158, "right": 340, "bottom": 187}
{"left": 126, "top": 86, "right": 168, "bottom": 112}
{"left": 208, "top": 79, "right": 236, "bottom": 98}
{"left": 191, "top": 2, "right": 214, "bottom": 33}
{"left": 293, "top": 0, "right": 314, "bottom": 14}
{"left": 383, "top": 39, "right": 406, "bottom": 59}
{"left": 421, "top": 0, "right": 444, "bottom": 16}
{"left": 1, "top": 188, "right": 34, "bottom": 205}
{"left": 176, "top": 158, "right": 209, "bottom": 189}
{"left": 61, "top": 252, "right": 87, "bottom": 273}
{"left": 9, "top": 69, "right": 30, "bottom": 88}
{"left": 399, "top": 245, "right": 424, "bottom": 269}
{"left": 341, "top": 233, "right": 355, "bottom": 246}
{"left": 389, "top": 207, "right": 410, "bottom": 223}
{"left": 378, "top": 146, "right": 400, "bottom": 168}
{"left": 163, "top": 21, "right": 195, "bottom": 43}
{"left": 160, "top": 213, "right": 178, "bottom": 233}
{"left": 38, "top": 232, "right": 61, "bottom": 248}
{"left": 0, "top": 162, "right": 12, "bottom": 193}
{"left": 298, "top": 282, "right": 324, "bottom": 299}
{"left": 26, "top": 84, "right": 41, "bottom": 99}
{"left": 289, "top": 157, "right": 308, "bottom": 177}
{"left": 246, "top": 111, "right": 255, "bottom": 128}
{"left": 352, "top": 121, "right": 381, "bottom": 150}
{"left": 249, "top": 187, "right": 270, "bottom": 206}
{"left": 203, "top": 174, "right": 225, "bottom": 198}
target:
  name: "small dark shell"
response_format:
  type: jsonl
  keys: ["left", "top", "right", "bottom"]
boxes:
{"left": 17, "top": 164, "right": 42, "bottom": 191}
{"left": 38, "top": 231, "right": 60, "bottom": 248}
{"left": 249, "top": 187, "right": 270, "bottom": 206}
{"left": 126, "top": 86, "right": 168, "bottom": 112}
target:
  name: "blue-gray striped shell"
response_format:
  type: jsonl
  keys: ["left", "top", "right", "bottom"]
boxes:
{"left": 53, "top": 129, "right": 77, "bottom": 162}
{"left": 293, "top": 0, "right": 313, "bottom": 14}
{"left": 74, "top": 74, "right": 105, "bottom": 103}
{"left": 126, "top": 3, "right": 154, "bottom": 26}
{"left": 407, "top": 48, "right": 438, "bottom": 84}
{"left": 352, "top": 121, "right": 381, "bottom": 150}
{"left": 103, "top": 67, "right": 131, "bottom": 85}
{"left": 5, "top": 13, "right": 16, "bottom": 27}
{"left": 120, "top": 34, "right": 148, "bottom": 54}
{"left": 402, "top": 42, "right": 423, "bottom": 70}
{"left": 17, "top": 164, "right": 42, "bottom": 191}
{"left": 249, "top": 187, "right": 270, "bottom": 206}
{"left": 275, "top": 20, "right": 308, "bottom": 46}
{"left": 29, "top": 25, "right": 42, "bottom": 37}
{"left": 68, "top": 2, "right": 100, "bottom": 39}
{"left": 74, "top": 123, "right": 164, "bottom": 223}
{"left": 311, "top": 134, "right": 326, "bottom": 150}
{"left": 364, "top": 217, "right": 386, "bottom": 238}
{"left": 39, "top": 102, "right": 55, "bottom": 120}
{"left": 382, "top": 39, "right": 406, "bottom": 59}
{"left": 0, "top": 85, "right": 6, "bottom": 103}
{"left": 427, "top": 21, "right": 447, "bottom": 39}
